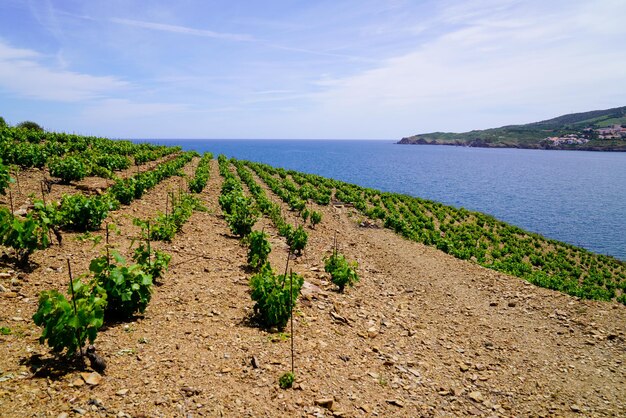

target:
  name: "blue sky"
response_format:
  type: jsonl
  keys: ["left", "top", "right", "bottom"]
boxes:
{"left": 0, "top": 0, "right": 625, "bottom": 139}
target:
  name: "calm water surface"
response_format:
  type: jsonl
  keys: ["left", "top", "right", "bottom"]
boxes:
{"left": 146, "top": 139, "right": 626, "bottom": 260}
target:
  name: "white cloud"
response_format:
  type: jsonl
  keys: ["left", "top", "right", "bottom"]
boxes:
{"left": 0, "top": 39, "right": 128, "bottom": 102}
{"left": 300, "top": 0, "right": 626, "bottom": 136}
{"left": 3, "top": 1, "right": 625, "bottom": 139}
{"left": 82, "top": 98, "right": 189, "bottom": 120}
{"left": 110, "top": 17, "right": 255, "bottom": 42}
{"left": 0, "top": 41, "right": 39, "bottom": 59}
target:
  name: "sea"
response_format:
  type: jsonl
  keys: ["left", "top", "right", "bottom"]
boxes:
{"left": 140, "top": 139, "right": 626, "bottom": 261}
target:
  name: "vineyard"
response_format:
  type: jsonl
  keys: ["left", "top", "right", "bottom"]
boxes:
{"left": 231, "top": 159, "right": 626, "bottom": 305}
{"left": 0, "top": 125, "right": 625, "bottom": 416}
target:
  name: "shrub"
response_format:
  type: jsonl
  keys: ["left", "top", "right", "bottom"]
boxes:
{"left": 225, "top": 194, "right": 259, "bottom": 237}
{"left": 134, "top": 193, "right": 201, "bottom": 242}
{"left": 146, "top": 215, "right": 177, "bottom": 242}
{"left": 325, "top": 251, "right": 359, "bottom": 292}
{"left": 48, "top": 156, "right": 87, "bottom": 184}
{"left": 249, "top": 263, "right": 303, "bottom": 330}
{"left": 244, "top": 230, "right": 271, "bottom": 271}
{"left": 287, "top": 225, "right": 308, "bottom": 255}
{"left": 288, "top": 196, "right": 306, "bottom": 212}
{"left": 33, "top": 278, "right": 107, "bottom": 356}
{"left": 90, "top": 251, "right": 153, "bottom": 319}
{"left": 109, "top": 177, "right": 136, "bottom": 205}
{"left": 94, "top": 154, "right": 130, "bottom": 172}
{"left": 301, "top": 208, "right": 310, "bottom": 223}
{"left": 132, "top": 242, "right": 171, "bottom": 282}
{"left": 88, "top": 165, "right": 113, "bottom": 179}
{"left": 17, "top": 120, "right": 43, "bottom": 131}
{"left": 310, "top": 211, "right": 322, "bottom": 227}
{"left": 218, "top": 179, "right": 243, "bottom": 214}
{"left": 0, "top": 207, "right": 51, "bottom": 264}
{"left": 189, "top": 152, "right": 212, "bottom": 193}
{"left": 58, "top": 193, "right": 113, "bottom": 231}
{"left": 0, "top": 159, "right": 13, "bottom": 195}
{"left": 279, "top": 372, "right": 295, "bottom": 389}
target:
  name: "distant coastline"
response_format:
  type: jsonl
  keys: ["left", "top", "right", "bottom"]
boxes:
{"left": 397, "top": 137, "right": 626, "bottom": 152}
{"left": 398, "top": 105, "right": 626, "bottom": 152}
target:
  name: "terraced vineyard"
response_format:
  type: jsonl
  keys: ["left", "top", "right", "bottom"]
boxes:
{"left": 240, "top": 159, "right": 626, "bottom": 305}
{"left": 1, "top": 128, "right": 625, "bottom": 416}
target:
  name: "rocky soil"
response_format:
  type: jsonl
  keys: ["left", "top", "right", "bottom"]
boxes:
{"left": 0, "top": 158, "right": 625, "bottom": 417}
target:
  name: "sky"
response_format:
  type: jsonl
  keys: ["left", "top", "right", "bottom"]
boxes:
{"left": 0, "top": 0, "right": 625, "bottom": 139}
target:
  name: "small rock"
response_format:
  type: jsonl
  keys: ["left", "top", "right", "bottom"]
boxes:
{"left": 314, "top": 398, "right": 334, "bottom": 409}
{"left": 57, "top": 413, "right": 69, "bottom": 418}
{"left": 468, "top": 391, "right": 484, "bottom": 403}
{"left": 154, "top": 397, "right": 169, "bottom": 405}
{"left": 330, "top": 311, "right": 348, "bottom": 324}
{"left": 81, "top": 372, "right": 102, "bottom": 386}
{"left": 251, "top": 356, "right": 260, "bottom": 369}
{"left": 468, "top": 407, "right": 483, "bottom": 415}
{"left": 181, "top": 387, "right": 202, "bottom": 396}
{"left": 570, "top": 404, "right": 581, "bottom": 412}
{"left": 460, "top": 364, "right": 469, "bottom": 372}
{"left": 386, "top": 399, "right": 404, "bottom": 407}
{"left": 359, "top": 404, "right": 371, "bottom": 413}
{"left": 71, "top": 378, "right": 85, "bottom": 387}
{"left": 367, "top": 327, "right": 378, "bottom": 338}
{"left": 87, "top": 398, "right": 104, "bottom": 410}
{"left": 116, "top": 389, "right": 129, "bottom": 396}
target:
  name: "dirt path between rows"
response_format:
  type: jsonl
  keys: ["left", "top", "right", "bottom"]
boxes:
{"left": 0, "top": 159, "right": 624, "bottom": 417}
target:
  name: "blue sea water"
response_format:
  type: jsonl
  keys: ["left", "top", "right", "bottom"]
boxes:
{"left": 145, "top": 139, "right": 626, "bottom": 261}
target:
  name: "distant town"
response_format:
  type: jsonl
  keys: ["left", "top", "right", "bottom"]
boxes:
{"left": 543, "top": 124, "right": 626, "bottom": 146}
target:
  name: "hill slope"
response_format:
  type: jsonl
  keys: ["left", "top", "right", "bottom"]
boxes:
{"left": 399, "top": 106, "right": 626, "bottom": 151}
{"left": 1, "top": 157, "right": 625, "bottom": 417}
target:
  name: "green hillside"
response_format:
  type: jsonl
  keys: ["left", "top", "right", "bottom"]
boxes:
{"left": 399, "top": 105, "right": 626, "bottom": 151}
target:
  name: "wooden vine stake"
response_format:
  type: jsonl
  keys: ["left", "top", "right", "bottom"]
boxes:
{"left": 8, "top": 190, "right": 14, "bottom": 216}
{"left": 67, "top": 258, "right": 83, "bottom": 358}
{"left": 289, "top": 267, "right": 295, "bottom": 376}
{"left": 105, "top": 223, "right": 110, "bottom": 266}
{"left": 280, "top": 250, "right": 296, "bottom": 380}
{"left": 39, "top": 180, "right": 54, "bottom": 244}
{"left": 40, "top": 180, "right": 47, "bottom": 204}
{"left": 13, "top": 169, "right": 20, "bottom": 194}
{"left": 147, "top": 221, "right": 152, "bottom": 266}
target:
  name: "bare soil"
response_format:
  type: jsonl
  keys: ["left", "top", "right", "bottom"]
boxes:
{"left": 0, "top": 159, "right": 625, "bottom": 417}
